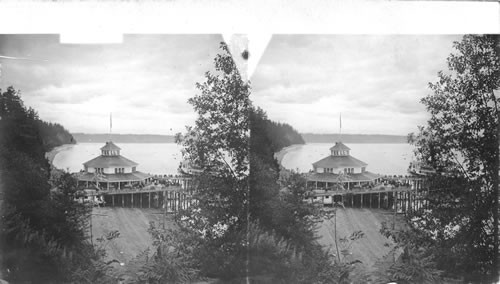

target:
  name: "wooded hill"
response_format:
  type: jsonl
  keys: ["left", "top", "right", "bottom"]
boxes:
{"left": 72, "top": 133, "right": 175, "bottom": 143}
{"left": 0, "top": 86, "right": 113, "bottom": 283}
{"left": 301, "top": 133, "right": 408, "bottom": 143}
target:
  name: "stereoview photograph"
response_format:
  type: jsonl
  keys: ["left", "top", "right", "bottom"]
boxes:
{"left": 0, "top": 34, "right": 498, "bottom": 283}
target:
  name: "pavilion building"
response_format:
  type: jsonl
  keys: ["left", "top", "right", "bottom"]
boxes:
{"left": 307, "top": 141, "right": 381, "bottom": 190}
{"left": 77, "top": 141, "right": 153, "bottom": 190}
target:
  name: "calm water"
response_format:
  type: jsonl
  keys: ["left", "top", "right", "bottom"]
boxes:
{"left": 53, "top": 143, "right": 183, "bottom": 175}
{"left": 281, "top": 143, "right": 415, "bottom": 175}
{"left": 54, "top": 142, "right": 414, "bottom": 176}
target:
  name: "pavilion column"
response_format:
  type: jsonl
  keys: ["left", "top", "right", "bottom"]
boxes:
{"left": 107, "top": 182, "right": 109, "bottom": 190}
{"left": 86, "top": 181, "right": 89, "bottom": 188}
{"left": 118, "top": 182, "right": 121, "bottom": 190}
{"left": 394, "top": 192, "right": 397, "bottom": 212}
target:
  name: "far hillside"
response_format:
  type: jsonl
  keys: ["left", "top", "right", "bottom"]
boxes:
{"left": 72, "top": 133, "right": 175, "bottom": 143}
{"left": 251, "top": 108, "right": 305, "bottom": 153}
{"left": 302, "top": 133, "right": 408, "bottom": 144}
{"left": 37, "top": 121, "right": 76, "bottom": 151}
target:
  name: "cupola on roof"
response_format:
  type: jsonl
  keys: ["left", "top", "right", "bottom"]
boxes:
{"left": 329, "top": 141, "right": 350, "bottom": 152}
{"left": 329, "top": 141, "right": 350, "bottom": 156}
{"left": 101, "top": 141, "right": 121, "bottom": 151}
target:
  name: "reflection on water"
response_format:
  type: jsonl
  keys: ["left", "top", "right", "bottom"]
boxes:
{"left": 281, "top": 143, "right": 414, "bottom": 175}
{"left": 53, "top": 143, "right": 183, "bottom": 175}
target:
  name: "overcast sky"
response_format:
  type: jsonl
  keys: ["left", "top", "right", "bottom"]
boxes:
{"left": 251, "top": 35, "right": 462, "bottom": 135}
{"left": 1, "top": 34, "right": 463, "bottom": 136}
{"left": 0, "top": 34, "right": 223, "bottom": 135}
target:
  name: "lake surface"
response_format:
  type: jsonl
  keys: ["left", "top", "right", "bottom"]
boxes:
{"left": 53, "top": 143, "right": 183, "bottom": 175}
{"left": 281, "top": 143, "right": 415, "bottom": 176}
{"left": 54, "top": 142, "right": 415, "bottom": 176}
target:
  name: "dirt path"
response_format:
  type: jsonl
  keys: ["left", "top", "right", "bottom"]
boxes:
{"left": 91, "top": 207, "right": 167, "bottom": 265}
{"left": 317, "top": 208, "right": 402, "bottom": 275}
{"left": 91, "top": 207, "right": 403, "bottom": 282}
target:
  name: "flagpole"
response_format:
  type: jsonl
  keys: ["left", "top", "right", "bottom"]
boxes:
{"left": 109, "top": 112, "right": 112, "bottom": 142}
{"left": 339, "top": 113, "right": 342, "bottom": 142}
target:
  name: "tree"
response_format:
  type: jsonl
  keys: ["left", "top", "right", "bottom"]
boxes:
{"left": 407, "top": 35, "right": 499, "bottom": 282}
{"left": 173, "top": 42, "right": 251, "bottom": 279}
{"left": 0, "top": 87, "right": 115, "bottom": 283}
{"left": 250, "top": 107, "right": 362, "bottom": 283}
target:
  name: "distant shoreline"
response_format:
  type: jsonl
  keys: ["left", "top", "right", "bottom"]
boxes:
{"left": 301, "top": 133, "right": 408, "bottom": 144}
{"left": 72, "top": 133, "right": 409, "bottom": 144}
{"left": 72, "top": 133, "right": 175, "bottom": 144}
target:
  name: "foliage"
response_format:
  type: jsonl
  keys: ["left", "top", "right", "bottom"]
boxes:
{"left": 36, "top": 119, "right": 76, "bottom": 152}
{"left": 252, "top": 107, "right": 305, "bottom": 153}
{"left": 0, "top": 87, "right": 114, "bottom": 283}
{"left": 172, "top": 42, "right": 251, "bottom": 280}
{"left": 169, "top": 42, "right": 357, "bottom": 282}
{"left": 122, "top": 223, "right": 201, "bottom": 284}
{"left": 371, "top": 221, "right": 443, "bottom": 284}
{"left": 69, "top": 230, "right": 121, "bottom": 284}
{"left": 250, "top": 107, "right": 360, "bottom": 282}
{"left": 406, "top": 35, "right": 499, "bottom": 282}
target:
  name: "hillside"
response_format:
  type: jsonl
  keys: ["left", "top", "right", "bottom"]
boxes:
{"left": 251, "top": 107, "right": 305, "bottom": 153}
{"left": 37, "top": 121, "right": 76, "bottom": 151}
{"left": 72, "top": 133, "right": 176, "bottom": 143}
{"left": 302, "top": 133, "right": 408, "bottom": 144}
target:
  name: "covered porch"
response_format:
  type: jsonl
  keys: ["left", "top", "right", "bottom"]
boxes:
{"left": 306, "top": 171, "right": 381, "bottom": 191}
{"left": 77, "top": 172, "right": 153, "bottom": 191}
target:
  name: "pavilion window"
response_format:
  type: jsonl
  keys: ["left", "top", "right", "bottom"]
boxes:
{"left": 132, "top": 167, "right": 136, "bottom": 172}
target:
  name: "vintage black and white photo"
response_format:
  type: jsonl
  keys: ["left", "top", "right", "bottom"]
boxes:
{"left": 0, "top": 32, "right": 498, "bottom": 283}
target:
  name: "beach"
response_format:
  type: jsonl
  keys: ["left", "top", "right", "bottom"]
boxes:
{"left": 273, "top": 144, "right": 303, "bottom": 166}
{"left": 45, "top": 144, "right": 74, "bottom": 166}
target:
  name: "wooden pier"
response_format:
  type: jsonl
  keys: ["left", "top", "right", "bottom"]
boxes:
{"left": 101, "top": 186, "right": 193, "bottom": 212}
{"left": 307, "top": 186, "right": 429, "bottom": 215}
